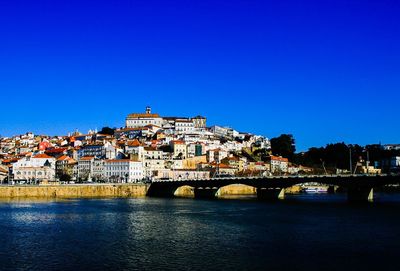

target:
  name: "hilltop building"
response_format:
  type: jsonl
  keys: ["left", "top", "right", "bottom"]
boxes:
{"left": 125, "top": 107, "right": 207, "bottom": 133}
{"left": 126, "top": 106, "right": 163, "bottom": 128}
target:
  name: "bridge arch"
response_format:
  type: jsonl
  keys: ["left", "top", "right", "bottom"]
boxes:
{"left": 174, "top": 185, "right": 195, "bottom": 198}
{"left": 218, "top": 184, "right": 257, "bottom": 197}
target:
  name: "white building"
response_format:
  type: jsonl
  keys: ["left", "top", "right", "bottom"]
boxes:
{"left": 125, "top": 139, "right": 145, "bottom": 157}
{"left": 268, "top": 156, "right": 289, "bottom": 173}
{"left": 104, "top": 159, "right": 144, "bottom": 183}
{"left": 13, "top": 154, "right": 56, "bottom": 170}
{"left": 13, "top": 166, "right": 55, "bottom": 183}
{"left": 207, "top": 149, "right": 228, "bottom": 163}
{"left": 143, "top": 147, "right": 164, "bottom": 160}
{"left": 383, "top": 144, "right": 400, "bottom": 151}
{"left": 175, "top": 119, "right": 195, "bottom": 133}
{"left": 391, "top": 157, "right": 400, "bottom": 168}
{"left": 126, "top": 107, "right": 163, "bottom": 128}
{"left": 170, "top": 140, "right": 187, "bottom": 159}
{"left": 210, "top": 126, "right": 238, "bottom": 138}
{"left": 78, "top": 156, "right": 95, "bottom": 180}
{"left": 143, "top": 159, "right": 165, "bottom": 178}
{"left": 92, "top": 159, "right": 105, "bottom": 181}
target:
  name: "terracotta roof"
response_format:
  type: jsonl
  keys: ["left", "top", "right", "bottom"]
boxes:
{"left": 57, "top": 155, "right": 72, "bottom": 161}
{"left": 79, "top": 156, "right": 95, "bottom": 161}
{"left": 269, "top": 156, "right": 289, "bottom": 162}
{"left": 127, "top": 139, "right": 141, "bottom": 147}
{"left": 127, "top": 113, "right": 160, "bottom": 118}
{"left": 2, "top": 158, "right": 20, "bottom": 163}
{"left": 144, "top": 147, "right": 159, "bottom": 152}
{"left": 45, "top": 148, "right": 67, "bottom": 154}
{"left": 171, "top": 140, "right": 185, "bottom": 145}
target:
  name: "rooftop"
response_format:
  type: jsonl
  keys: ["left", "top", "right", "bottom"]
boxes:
{"left": 127, "top": 113, "right": 160, "bottom": 119}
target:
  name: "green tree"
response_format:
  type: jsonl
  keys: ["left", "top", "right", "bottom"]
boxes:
{"left": 270, "top": 134, "right": 296, "bottom": 161}
{"left": 99, "top": 127, "right": 115, "bottom": 135}
{"left": 59, "top": 173, "right": 72, "bottom": 183}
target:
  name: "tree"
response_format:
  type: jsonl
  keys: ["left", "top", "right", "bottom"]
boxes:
{"left": 294, "top": 143, "right": 365, "bottom": 172}
{"left": 99, "top": 127, "right": 115, "bottom": 135}
{"left": 253, "top": 148, "right": 270, "bottom": 162}
{"left": 270, "top": 134, "right": 296, "bottom": 161}
{"left": 60, "top": 173, "right": 72, "bottom": 183}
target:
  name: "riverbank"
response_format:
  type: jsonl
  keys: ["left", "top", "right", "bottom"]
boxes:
{"left": 0, "top": 184, "right": 149, "bottom": 199}
{"left": 0, "top": 183, "right": 305, "bottom": 199}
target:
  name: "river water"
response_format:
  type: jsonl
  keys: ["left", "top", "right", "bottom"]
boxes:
{"left": 0, "top": 194, "right": 400, "bottom": 271}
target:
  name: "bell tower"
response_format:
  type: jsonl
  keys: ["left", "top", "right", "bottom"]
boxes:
{"left": 146, "top": 106, "right": 151, "bottom": 114}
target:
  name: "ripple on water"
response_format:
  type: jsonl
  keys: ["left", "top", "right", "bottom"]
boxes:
{"left": 0, "top": 195, "right": 399, "bottom": 271}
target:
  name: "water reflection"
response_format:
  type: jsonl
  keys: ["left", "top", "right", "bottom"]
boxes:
{"left": 0, "top": 195, "right": 399, "bottom": 270}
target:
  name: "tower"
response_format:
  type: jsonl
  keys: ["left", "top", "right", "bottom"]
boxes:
{"left": 146, "top": 106, "right": 151, "bottom": 114}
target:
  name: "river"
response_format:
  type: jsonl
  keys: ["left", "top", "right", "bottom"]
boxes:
{"left": 0, "top": 193, "right": 400, "bottom": 271}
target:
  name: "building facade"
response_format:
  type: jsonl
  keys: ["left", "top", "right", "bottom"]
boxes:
{"left": 104, "top": 159, "right": 144, "bottom": 183}
{"left": 126, "top": 107, "right": 163, "bottom": 128}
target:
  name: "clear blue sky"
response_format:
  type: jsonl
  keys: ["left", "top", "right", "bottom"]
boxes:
{"left": 0, "top": 0, "right": 399, "bottom": 151}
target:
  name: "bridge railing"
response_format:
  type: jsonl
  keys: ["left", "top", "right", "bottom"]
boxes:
{"left": 150, "top": 173, "right": 393, "bottom": 183}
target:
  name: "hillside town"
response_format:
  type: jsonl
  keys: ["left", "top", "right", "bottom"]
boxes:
{"left": 0, "top": 107, "right": 399, "bottom": 185}
{"left": 0, "top": 107, "right": 284, "bottom": 185}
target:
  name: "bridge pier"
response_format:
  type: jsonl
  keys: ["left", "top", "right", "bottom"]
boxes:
{"left": 257, "top": 188, "right": 285, "bottom": 201}
{"left": 347, "top": 187, "right": 374, "bottom": 202}
{"left": 194, "top": 187, "right": 219, "bottom": 199}
{"left": 328, "top": 186, "right": 339, "bottom": 194}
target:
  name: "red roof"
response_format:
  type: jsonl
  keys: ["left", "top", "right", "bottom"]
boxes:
{"left": 127, "top": 139, "right": 141, "bottom": 147}
{"left": 171, "top": 140, "right": 185, "bottom": 145}
{"left": 270, "top": 156, "right": 289, "bottom": 162}
{"left": 45, "top": 148, "right": 67, "bottom": 154}
{"left": 57, "top": 155, "right": 71, "bottom": 161}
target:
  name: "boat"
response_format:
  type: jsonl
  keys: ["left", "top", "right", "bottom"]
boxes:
{"left": 303, "top": 186, "right": 328, "bottom": 193}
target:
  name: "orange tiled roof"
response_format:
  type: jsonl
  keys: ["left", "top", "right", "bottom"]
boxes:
{"left": 270, "top": 156, "right": 289, "bottom": 162}
{"left": 127, "top": 139, "right": 141, "bottom": 147}
{"left": 57, "top": 155, "right": 71, "bottom": 161}
{"left": 80, "top": 156, "right": 95, "bottom": 161}
{"left": 171, "top": 140, "right": 185, "bottom": 145}
{"left": 127, "top": 113, "right": 160, "bottom": 118}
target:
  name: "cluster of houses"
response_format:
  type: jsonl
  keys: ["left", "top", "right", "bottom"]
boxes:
{"left": 0, "top": 107, "right": 312, "bottom": 184}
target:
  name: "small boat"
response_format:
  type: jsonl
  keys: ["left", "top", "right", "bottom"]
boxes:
{"left": 303, "top": 186, "right": 328, "bottom": 193}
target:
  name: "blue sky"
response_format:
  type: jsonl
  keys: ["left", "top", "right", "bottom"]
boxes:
{"left": 0, "top": 0, "right": 399, "bottom": 151}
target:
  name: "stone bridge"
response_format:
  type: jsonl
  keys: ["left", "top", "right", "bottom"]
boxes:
{"left": 147, "top": 174, "right": 400, "bottom": 202}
